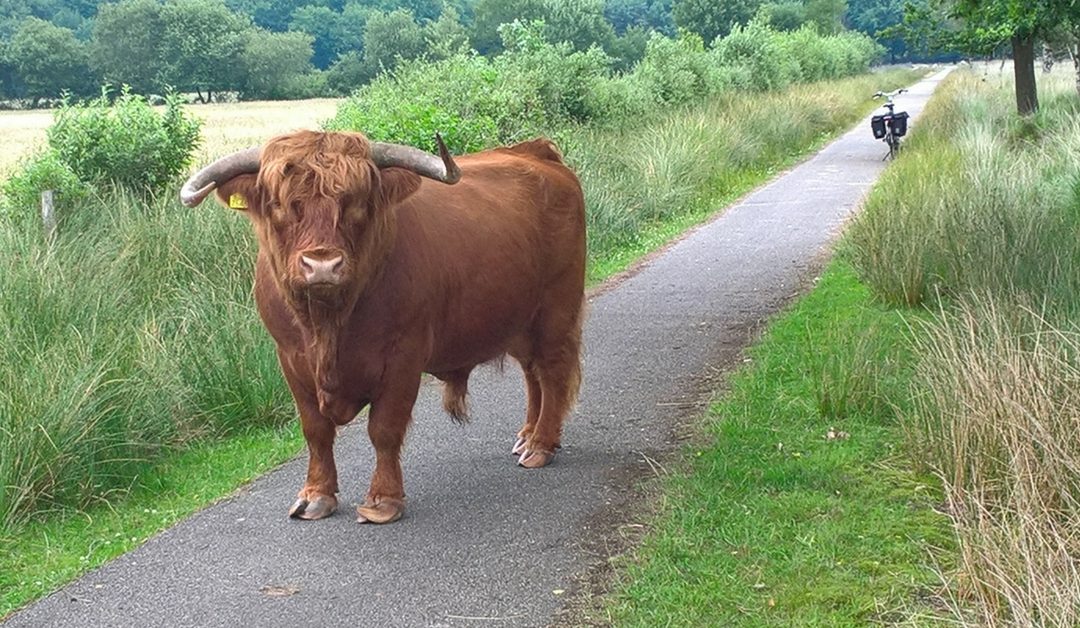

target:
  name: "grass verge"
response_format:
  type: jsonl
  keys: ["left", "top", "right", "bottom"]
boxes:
{"left": 608, "top": 261, "right": 954, "bottom": 625}
{"left": 610, "top": 65, "right": 1080, "bottom": 626}
{"left": 848, "top": 66, "right": 1080, "bottom": 625}
{"left": 0, "top": 67, "right": 925, "bottom": 618}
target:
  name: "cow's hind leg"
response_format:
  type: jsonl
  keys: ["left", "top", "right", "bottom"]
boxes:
{"left": 510, "top": 360, "right": 542, "bottom": 456}
{"left": 517, "top": 307, "right": 583, "bottom": 469}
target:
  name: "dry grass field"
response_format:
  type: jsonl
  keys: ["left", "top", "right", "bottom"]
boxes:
{"left": 0, "top": 97, "right": 342, "bottom": 176}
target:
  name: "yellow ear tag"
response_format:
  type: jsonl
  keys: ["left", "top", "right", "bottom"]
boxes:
{"left": 228, "top": 193, "right": 248, "bottom": 209}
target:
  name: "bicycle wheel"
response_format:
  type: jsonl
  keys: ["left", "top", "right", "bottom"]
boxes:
{"left": 887, "top": 133, "right": 899, "bottom": 160}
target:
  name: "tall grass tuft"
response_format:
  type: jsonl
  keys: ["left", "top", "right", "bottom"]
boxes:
{"left": 910, "top": 297, "right": 1080, "bottom": 626}
{"left": 0, "top": 190, "right": 293, "bottom": 531}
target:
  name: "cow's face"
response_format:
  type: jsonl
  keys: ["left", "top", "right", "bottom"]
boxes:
{"left": 213, "top": 132, "right": 421, "bottom": 306}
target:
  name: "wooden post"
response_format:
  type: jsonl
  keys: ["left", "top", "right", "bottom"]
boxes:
{"left": 41, "top": 190, "right": 56, "bottom": 242}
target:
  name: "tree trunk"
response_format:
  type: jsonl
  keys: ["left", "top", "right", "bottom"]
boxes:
{"left": 1013, "top": 34, "right": 1039, "bottom": 115}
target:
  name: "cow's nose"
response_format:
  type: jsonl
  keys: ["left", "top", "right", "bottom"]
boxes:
{"left": 299, "top": 253, "right": 344, "bottom": 284}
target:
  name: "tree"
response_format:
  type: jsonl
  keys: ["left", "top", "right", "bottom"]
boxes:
{"left": 904, "top": 0, "right": 1080, "bottom": 114}
{"left": 239, "top": 28, "right": 315, "bottom": 98}
{"left": 226, "top": 0, "right": 328, "bottom": 32}
{"left": 327, "top": 50, "right": 370, "bottom": 94}
{"left": 607, "top": 23, "right": 650, "bottom": 70}
{"left": 369, "top": 0, "right": 444, "bottom": 23}
{"left": 289, "top": 3, "right": 370, "bottom": 69}
{"left": 544, "top": 0, "right": 616, "bottom": 50}
{"left": 947, "top": 0, "right": 1078, "bottom": 115}
{"left": 0, "top": 42, "right": 15, "bottom": 99}
{"left": 672, "top": 0, "right": 761, "bottom": 42}
{"left": 604, "top": 0, "right": 674, "bottom": 35}
{"left": 159, "top": 0, "right": 249, "bottom": 101}
{"left": 8, "top": 17, "right": 95, "bottom": 102}
{"left": 470, "top": 0, "right": 547, "bottom": 54}
{"left": 363, "top": 9, "right": 427, "bottom": 74}
{"left": 425, "top": 6, "right": 470, "bottom": 59}
{"left": 90, "top": 0, "right": 167, "bottom": 94}
{"left": 805, "top": 0, "right": 846, "bottom": 34}
{"left": 290, "top": 5, "right": 339, "bottom": 69}
{"left": 847, "top": 0, "right": 907, "bottom": 61}
{"left": 758, "top": 1, "right": 806, "bottom": 31}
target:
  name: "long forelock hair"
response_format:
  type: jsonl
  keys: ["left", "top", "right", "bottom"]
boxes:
{"left": 257, "top": 131, "right": 376, "bottom": 212}
{"left": 253, "top": 130, "right": 397, "bottom": 331}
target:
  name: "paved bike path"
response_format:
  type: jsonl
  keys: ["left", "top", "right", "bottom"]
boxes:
{"left": 5, "top": 69, "right": 950, "bottom": 628}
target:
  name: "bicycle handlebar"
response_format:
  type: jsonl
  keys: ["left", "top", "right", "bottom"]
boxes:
{"left": 873, "top": 88, "right": 908, "bottom": 99}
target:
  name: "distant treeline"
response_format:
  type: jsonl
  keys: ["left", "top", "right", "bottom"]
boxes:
{"left": 0, "top": 0, "right": 919, "bottom": 105}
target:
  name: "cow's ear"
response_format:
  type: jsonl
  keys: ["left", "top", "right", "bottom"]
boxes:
{"left": 377, "top": 167, "right": 422, "bottom": 209}
{"left": 213, "top": 174, "right": 258, "bottom": 212}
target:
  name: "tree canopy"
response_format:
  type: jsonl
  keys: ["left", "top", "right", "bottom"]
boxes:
{"left": 0, "top": 0, "right": 1032, "bottom": 105}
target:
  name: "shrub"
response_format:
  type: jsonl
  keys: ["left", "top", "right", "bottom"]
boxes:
{"left": 325, "top": 53, "right": 510, "bottom": 153}
{"left": 1, "top": 150, "right": 90, "bottom": 225}
{"left": 497, "top": 20, "right": 617, "bottom": 124}
{"left": 712, "top": 18, "right": 799, "bottom": 92}
{"left": 46, "top": 88, "right": 201, "bottom": 196}
{"left": 629, "top": 31, "right": 717, "bottom": 106}
{"left": 326, "top": 20, "right": 883, "bottom": 152}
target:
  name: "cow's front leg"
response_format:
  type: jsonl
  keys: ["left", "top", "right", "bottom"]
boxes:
{"left": 357, "top": 372, "right": 421, "bottom": 524}
{"left": 280, "top": 358, "right": 340, "bottom": 521}
{"left": 288, "top": 392, "right": 340, "bottom": 520}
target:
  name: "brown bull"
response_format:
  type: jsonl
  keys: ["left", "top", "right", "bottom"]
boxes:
{"left": 180, "top": 131, "right": 585, "bottom": 523}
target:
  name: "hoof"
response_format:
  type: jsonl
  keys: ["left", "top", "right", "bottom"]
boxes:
{"left": 511, "top": 436, "right": 528, "bottom": 455}
{"left": 517, "top": 448, "right": 555, "bottom": 469}
{"left": 288, "top": 494, "right": 338, "bottom": 520}
{"left": 356, "top": 496, "right": 405, "bottom": 524}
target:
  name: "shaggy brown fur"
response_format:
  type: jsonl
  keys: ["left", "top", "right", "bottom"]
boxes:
{"left": 210, "top": 130, "right": 586, "bottom": 522}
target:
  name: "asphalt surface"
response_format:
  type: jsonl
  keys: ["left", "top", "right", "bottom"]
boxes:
{"left": 5, "top": 69, "right": 950, "bottom": 628}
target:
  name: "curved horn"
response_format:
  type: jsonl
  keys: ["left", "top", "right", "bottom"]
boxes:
{"left": 370, "top": 133, "right": 461, "bottom": 184}
{"left": 179, "top": 146, "right": 261, "bottom": 207}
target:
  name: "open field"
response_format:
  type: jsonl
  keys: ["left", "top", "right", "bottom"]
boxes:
{"left": 0, "top": 98, "right": 342, "bottom": 175}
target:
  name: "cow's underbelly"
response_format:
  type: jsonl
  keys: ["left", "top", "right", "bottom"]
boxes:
{"left": 425, "top": 285, "right": 541, "bottom": 372}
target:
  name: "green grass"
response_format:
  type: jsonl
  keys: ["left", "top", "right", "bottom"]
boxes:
{"left": 0, "top": 68, "right": 926, "bottom": 618}
{"left": 609, "top": 261, "right": 954, "bottom": 625}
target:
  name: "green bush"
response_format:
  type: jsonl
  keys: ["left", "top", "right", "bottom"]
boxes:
{"left": 331, "top": 97, "right": 499, "bottom": 154}
{"left": 630, "top": 32, "right": 718, "bottom": 106}
{"left": 712, "top": 18, "right": 799, "bottom": 91}
{"left": 46, "top": 88, "right": 201, "bottom": 196}
{"left": 326, "top": 19, "right": 882, "bottom": 152}
{"left": 326, "top": 53, "right": 510, "bottom": 153}
{"left": 1, "top": 150, "right": 90, "bottom": 226}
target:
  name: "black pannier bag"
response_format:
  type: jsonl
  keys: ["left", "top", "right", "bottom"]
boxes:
{"left": 871, "top": 114, "right": 888, "bottom": 139}
{"left": 890, "top": 111, "right": 910, "bottom": 137}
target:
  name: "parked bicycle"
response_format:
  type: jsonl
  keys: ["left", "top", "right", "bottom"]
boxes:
{"left": 871, "top": 89, "right": 909, "bottom": 160}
